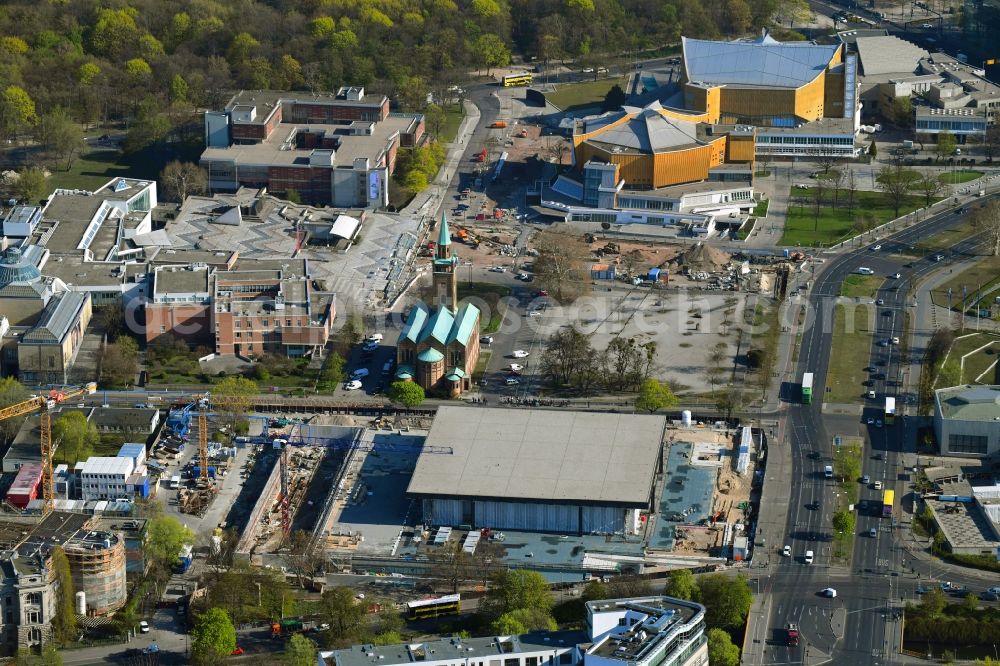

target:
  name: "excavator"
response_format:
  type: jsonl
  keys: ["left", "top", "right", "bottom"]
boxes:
{"left": 0, "top": 382, "right": 98, "bottom": 513}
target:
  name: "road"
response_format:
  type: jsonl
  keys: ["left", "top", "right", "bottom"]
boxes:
{"left": 753, "top": 193, "right": 1000, "bottom": 665}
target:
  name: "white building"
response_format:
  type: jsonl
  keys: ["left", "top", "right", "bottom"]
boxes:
{"left": 318, "top": 597, "right": 707, "bottom": 666}
{"left": 77, "top": 457, "right": 135, "bottom": 501}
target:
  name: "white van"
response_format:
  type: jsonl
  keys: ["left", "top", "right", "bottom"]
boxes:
{"left": 169, "top": 475, "right": 181, "bottom": 490}
{"left": 804, "top": 550, "right": 814, "bottom": 564}
{"left": 856, "top": 267, "right": 875, "bottom": 275}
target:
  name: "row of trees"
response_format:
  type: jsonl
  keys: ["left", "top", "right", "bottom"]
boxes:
{"left": 663, "top": 569, "right": 753, "bottom": 666}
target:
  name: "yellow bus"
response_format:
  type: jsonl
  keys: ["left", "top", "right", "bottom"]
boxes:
{"left": 882, "top": 489, "right": 894, "bottom": 517}
{"left": 405, "top": 594, "right": 461, "bottom": 620}
{"left": 502, "top": 73, "right": 533, "bottom": 87}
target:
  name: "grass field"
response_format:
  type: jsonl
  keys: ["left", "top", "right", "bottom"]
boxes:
{"left": 930, "top": 256, "right": 1000, "bottom": 311}
{"left": 780, "top": 189, "right": 923, "bottom": 247}
{"left": 546, "top": 77, "right": 630, "bottom": 111}
{"left": 460, "top": 282, "right": 512, "bottom": 334}
{"left": 937, "top": 332, "right": 1000, "bottom": 386}
{"left": 840, "top": 274, "right": 881, "bottom": 298}
{"left": 44, "top": 138, "right": 203, "bottom": 195}
{"left": 753, "top": 199, "right": 769, "bottom": 218}
{"left": 826, "top": 304, "right": 876, "bottom": 403}
{"left": 439, "top": 103, "right": 466, "bottom": 144}
{"left": 939, "top": 169, "right": 983, "bottom": 185}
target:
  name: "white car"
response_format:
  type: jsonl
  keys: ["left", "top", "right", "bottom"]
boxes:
{"left": 139, "top": 621, "right": 150, "bottom": 633}
{"left": 582, "top": 67, "right": 595, "bottom": 73}
{"left": 872, "top": 244, "right": 882, "bottom": 251}
{"left": 527, "top": 310, "right": 541, "bottom": 317}
{"left": 344, "top": 380, "right": 363, "bottom": 391}
{"left": 921, "top": 22, "right": 933, "bottom": 28}
{"left": 489, "top": 266, "right": 507, "bottom": 273}
{"left": 822, "top": 587, "right": 838, "bottom": 598}
{"left": 891, "top": 272, "right": 901, "bottom": 279}
{"left": 366, "top": 333, "right": 384, "bottom": 343}
{"left": 782, "top": 545, "right": 791, "bottom": 557}
{"left": 891, "top": 337, "right": 899, "bottom": 345}
{"left": 505, "top": 377, "right": 520, "bottom": 385}
{"left": 511, "top": 350, "right": 529, "bottom": 358}
{"left": 804, "top": 550, "right": 814, "bottom": 564}
{"left": 480, "top": 335, "right": 494, "bottom": 344}
{"left": 509, "top": 363, "right": 524, "bottom": 372}
{"left": 351, "top": 368, "right": 370, "bottom": 379}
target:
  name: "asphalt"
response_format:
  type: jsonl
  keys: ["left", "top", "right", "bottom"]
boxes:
{"left": 744, "top": 188, "right": 1000, "bottom": 666}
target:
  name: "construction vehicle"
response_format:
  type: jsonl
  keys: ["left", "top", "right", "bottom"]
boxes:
{"left": 488, "top": 121, "right": 507, "bottom": 129}
{"left": 0, "top": 382, "right": 97, "bottom": 514}
{"left": 174, "top": 544, "right": 194, "bottom": 574}
{"left": 271, "top": 617, "right": 306, "bottom": 638}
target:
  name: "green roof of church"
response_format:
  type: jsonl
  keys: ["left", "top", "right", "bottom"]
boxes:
{"left": 437, "top": 211, "right": 451, "bottom": 247}
{"left": 417, "top": 348, "right": 444, "bottom": 363}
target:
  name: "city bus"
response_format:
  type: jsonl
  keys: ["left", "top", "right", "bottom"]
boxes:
{"left": 884, "top": 396, "right": 896, "bottom": 425}
{"left": 501, "top": 72, "right": 533, "bottom": 87}
{"left": 801, "top": 373, "right": 814, "bottom": 404}
{"left": 405, "top": 594, "right": 461, "bottom": 620}
{"left": 882, "top": 489, "right": 894, "bottom": 517}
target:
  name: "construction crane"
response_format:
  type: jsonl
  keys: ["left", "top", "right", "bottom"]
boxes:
{"left": 0, "top": 382, "right": 98, "bottom": 514}
{"left": 166, "top": 401, "right": 212, "bottom": 484}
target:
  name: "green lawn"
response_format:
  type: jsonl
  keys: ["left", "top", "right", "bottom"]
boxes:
{"left": 44, "top": 137, "right": 203, "bottom": 195}
{"left": 826, "top": 304, "right": 877, "bottom": 403}
{"left": 938, "top": 169, "right": 983, "bottom": 185}
{"left": 840, "top": 274, "right": 881, "bottom": 298}
{"left": 753, "top": 199, "right": 770, "bottom": 218}
{"left": 930, "top": 256, "right": 1000, "bottom": 311}
{"left": 780, "top": 189, "right": 923, "bottom": 247}
{"left": 937, "top": 332, "right": 1000, "bottom": 387}
{"left": 439, "top": 103, "right": 466, "bottom": 144}
{"left": 897, "top": 218, "right": 976, "bottom": 256}
{"left": 459, "top": 282, "right": 513, "bottom": 334}
{"left": 546, "top": 77, "right": 630, "bottom": 112}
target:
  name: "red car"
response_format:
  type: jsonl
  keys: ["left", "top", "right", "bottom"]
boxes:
{"left": 231, "top": 646, "right": 245, "bottom": 656}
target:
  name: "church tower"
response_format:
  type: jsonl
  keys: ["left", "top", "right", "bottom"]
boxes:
{"left": 432, "top": 211, "right": 458, "bottom": 312}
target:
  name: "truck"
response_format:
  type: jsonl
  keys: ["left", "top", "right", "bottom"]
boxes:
{"left": 174, "top": 544, "right": 193, "bottom": 574}
{"left": 271, "top": 617, "right": 305, "bottom": 638}
{"left": 169, "top": 475, "right": 181, "bottom": 490}
{"left": 488, "top": 120, "right": 507, "bottom": 129}
{"left": 786, "top": 623, "right": 800, "bottom": 646}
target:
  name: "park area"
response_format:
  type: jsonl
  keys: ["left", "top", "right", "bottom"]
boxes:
{"left": 545, "top": 77, "right": 630, "bottom": 112}
{"left": 780, "top": 189, "right": 923, "bottom": 247}
{"left": 934, "top": 332, "right": 1000, "bottom": 387}
{"left": 930, "top": 255, "right": 1000, "bottom": 312}
{"left": 938, "top": 169, "right": 983, "bottom": 185}
{"left": 840, "top": 274, "right": 881, "bottom": 298}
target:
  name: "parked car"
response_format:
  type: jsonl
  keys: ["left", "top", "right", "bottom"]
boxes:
{"left": 822, "top": 587, "right": 838, "bottom": 598}
{"left": 505, "top": 377, "right": 520, "bottom": 385}
{"left": 782, "top": 545, "right": 791, "bottom": 557}
{"left": 511, "top": 350, "right": 529, "bottom": 358}
{"left": 344, "top": 380, "right": 363, "bottom": 391}
{"left": 480, "top": 335, "right": 494, "bottom": 344}
{"left": 139, "top": 621, "right": 150, "bottom": 634}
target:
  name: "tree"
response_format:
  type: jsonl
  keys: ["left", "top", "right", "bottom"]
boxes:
{"left": 472, "top": 34, "right": 511, "bottom": 75}
{"left": 284, "top": 633, "right": 319, "bottom": 666}
{"left": 985, "top": 124, "right": 1000, "bottom": 161}
{"left": 715, "top": 387, "right": 745, "bottom": 421}
{"left": 635, "top": 379, "right": 678, "bottom": 413}
{"left": 834, "top": 442, "right": 862, "bottom": 483}
{"left": 15, "top": 646, "right": 61, "bottom": 666}
{"left": 388, "top": 381, "right": 425, "bottom": 407}
{"left": 845, "top": 168, "right": 858, "bottom": 211}
{"left": 971, "top": 201, "right": 1000, "bottom": 256}
{"left": 0, "top": 377, "right": 28, "bottom": 444}
{"left": 160, "top": 160, "right": 207, "bottom": 202}
{"left": 774, "top": 0, "right": 810, "bottom": 27}
{"left": 319, "top": 587, "right": 367, "bottom": 641}
{"left": 99, "top": 337, "right": 138, "bottom": 388}
{"left": 52, "top": 411, "right": 100, "bottom": 464}
{"left": 582, "top": 580, "right": 609, "bottom": 601}
{"left": 832, "top": 510, "right": 855, "bottom": 537}
{"left": 698, "top": 574, "right": 752, "bottom": 630}
{"left": 50, "top": 546, "right": 77, "bottom": 645}
{"left": 707, "top": 628, "right": 741, "bottom": 666}
{"left": 533, "top": 229, "right": 588, "bottom": 301}
{"left": 480, "top": 570, "right": 553, "bottom": 621}
{"left": 424, "top": 103, "right": 446, "bottom": 138}
{"left": 876, "top": 164, "right": 920, "bottom": 217}
{"left": 34, "top": 107, "right": 83, "bottom": 170}
{"left": 920, "top": 587, "right": 947, "bottom": 616}
{"left": 541, "top": 327, "right": 597, "bottom": 388}
{"left": 890, "top": 97, "right": 913, "bottom": 129}
{"left": 606, "top": 575, "right": 650, "bottom": 599}
{"left": 601, "top": 84, "right": 628, "bottom": 112}
{"left": 212, "top": 377, "right": 257, "bottom": 434}
{"left": 935, "top": 130, "right": 957, "bottom": 162}
{"left": 192, "top": 607, "right": 237, "bottom": 665}
{"left": 664, "top": 569, "right": 702, "bottom": 602}
{"left": 810, "top": 178, "right": 826, "bottom": 230}
{"left": 11, "top": 167, "right": 47, "bottom": 203}
{"left": 492, "top": 607, "right": 557, "bottom": 634}
{"left": 0, "top": 85, "right": 37, "bottom": 143}
{"left": 868, "top": 139, "right": 878, "bottom": 159}
{"left": 146, "top": 516, "right": 194, "bottom": 573}
{"left": 915, "top": 172, "right": 943, "bottom": 206}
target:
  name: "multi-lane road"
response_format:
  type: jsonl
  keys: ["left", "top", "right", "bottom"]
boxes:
{"left": 753, "top": 194, "right": 999, "bottom": 664}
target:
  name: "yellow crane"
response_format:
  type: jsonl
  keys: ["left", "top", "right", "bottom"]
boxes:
{"left": 0, "top": 382, "right": 98, "bottom": 513}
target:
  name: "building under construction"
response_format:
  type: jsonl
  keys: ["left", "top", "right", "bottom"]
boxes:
{"left": 63, "top": 528, "right": 127, "bottom": 615}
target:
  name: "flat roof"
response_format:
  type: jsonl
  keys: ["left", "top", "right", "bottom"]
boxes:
{"left": 936, "top": 385, "right": 1000, "bottom": 420}
{"left": 407, "top": 406, "right": 665, "bottom": 506}
{"left": 756, "top": 117, "right": 857, "bottom": 135}
{"left": 854, "top": 36, "right": 927, "bottom": 76}
{"left": 226, "top": 90, "right": 389, "bottom": 115}
{"left": 41, "top": 256, "right": 126, "bottom": 288}
{"left": 154, "top": 267, "right": 211, "bottom": 295}
{"left": 200, "top": 115, "right": 412, "bottom": 168}
{"left": 587, "top": 597, "right": 702, "bottom": 661}
{"left": 80, "top": 457, "right": 134, "bottom": 476}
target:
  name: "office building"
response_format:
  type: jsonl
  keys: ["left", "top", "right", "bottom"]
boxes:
{"left": 934, "top": 385, "right": 1000, "bottom": 457}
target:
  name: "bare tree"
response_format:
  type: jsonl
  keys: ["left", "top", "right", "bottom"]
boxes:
{"left": 160, "top": 160, "right": 207, "bottom": 202}
{"left": 844, "top": 168, "right": 858, "bottom": 212}
{"left": 533, "top": 229, "right": 588, "bottom": 302}
{"left": 971, "top": 201, "right": 1000, "bottom": 256}
{"left": 823, "top": 168, "right": 845, "bottom": 208}
{"left": 811, "top": 179, "right": 826, "bottom": 230}
{"left": 815, "top": 155, "right": 840, "bottom": 175}
{"left": 915, "top": 172, "right": 944, "bottom": 206}
{"left": 876, "top": 164, "right": 920, "bottom": 217}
